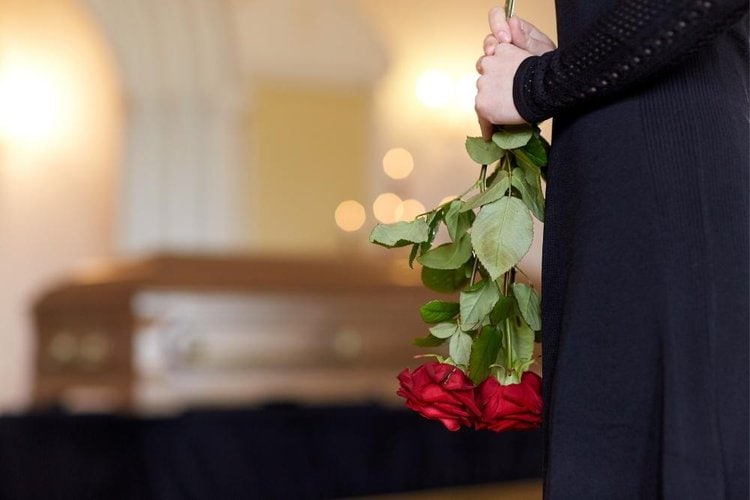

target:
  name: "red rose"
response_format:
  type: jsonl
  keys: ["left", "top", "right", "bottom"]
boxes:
{"left": 475, "top": 371, "right": 543, "bottom": 432}
{"left": 397, "top": 362, "right": 481, "bottom": 431}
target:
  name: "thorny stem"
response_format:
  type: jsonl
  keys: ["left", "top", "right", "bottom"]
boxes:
{"left": 456, "top": 182, "right": 480, "bottom": 202}
{"left": 505, "top": 317, "right": 513, "bottom": 372}
{"left": 469, "top": 257, "right": 481, "bottom": 287}
{"left": 503, "top": 153, "right": 513, "bottom": 175}
{"left": 501, "top": 152, "right": 515, "bottom": 374}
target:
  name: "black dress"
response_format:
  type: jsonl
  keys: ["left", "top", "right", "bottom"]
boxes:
{"left": 511, "top": 1, "right": 749, "bottom": 497}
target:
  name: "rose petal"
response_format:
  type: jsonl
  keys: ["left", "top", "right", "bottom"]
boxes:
{"left": 474, "top": 372, "right": 543, "bottom": 432}
{"left": 396, "top": 362, "right": 480, "bottom": 431}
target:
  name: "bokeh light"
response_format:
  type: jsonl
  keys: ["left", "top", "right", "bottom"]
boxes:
{"left": 382, "top": 147, "right": 414, "bottom": 180}
{"left": 373, "top": 192, "right": 403, "bottom": 224}
{"left": 439, "top": 195, "right": 458, "bottom": 206}
{"left": 0, "top": 54, "right": 71, "bottom": 146}
{"left": 455, "top": 74, "right": 478, "bottom": 112}
{"left": 416, "top": 69, "right": 453, "bottom": 108}
{"left": 334, "top": 200, "right": 366, "bottom": 232}
{"left": 396, "top": 199, "right": 426, "bottom": 222}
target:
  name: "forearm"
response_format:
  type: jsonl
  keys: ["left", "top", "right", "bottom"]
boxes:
{"left": 513, "top": 0, "right": 749, "bottom": 122}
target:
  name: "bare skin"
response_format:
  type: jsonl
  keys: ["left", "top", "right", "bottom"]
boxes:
{"left": 475, "top": 6, "right": 557, "bottom": 139}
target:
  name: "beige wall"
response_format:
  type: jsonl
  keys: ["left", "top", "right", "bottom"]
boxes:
{"left": 0, "top": 0, "right": 558, "bottom": 410}
{"left": 245, "top": 0, "right": 558, "bottom": 255}
{"left": 0, "top": 0, "right": 121, "bottom": 410}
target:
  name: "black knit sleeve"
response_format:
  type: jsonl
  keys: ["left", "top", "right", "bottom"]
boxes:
{"left": 512, "top": 0, "right": 749, "bottom": 123}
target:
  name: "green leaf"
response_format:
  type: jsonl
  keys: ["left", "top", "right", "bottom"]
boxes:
{"left": 535, "top": 134, "right": 551, "bottom": 181}
{"left": 427, "top": 207, "right": 445, "bottom": 231}
{"left": 490, "top": 295, "right": 516, "bottom": 325}
{"left": 508, "top": 318, "right": 535, "bottom": 366}
{"left": 510, "top": 168, "right": 545, "bottom": 222}
{"left": 513, "top": 149, "right": 542, "bottom": 179}
{"left": 421, "top": 266, "right": 470, "bottom": 294}
{"left": 418, "top": 235, "right": 473, "bottom": 270}
{"left": 521, "top": 134, "right": 548, "bottom": 166}
{"left": 420, "top": 208, "right": 445, "bottom": 254}
{"left": 429, "top": 322, "right": 460, "bottom": 339}
{"left": 521, "top": 169, "right": 545, "bottom": 222}
{"left": 524, "top": 164, "right": 542, "bottom": 190}
{"left": 370, "top": 220, "right": 429, "bottom": 248}
{"left": 491, "top": 318, "right": 537, "bottom": 385}
{"left": 460, "top": 171, "right": 510, "bottom": 212}
{"left": 420, "top": 300, "right": 460, "bottom": 324}
{"left": 469, "top": 326, "right": 502, "bottom": 385}
{"left": 413, "top": 334, "right": 447, "bottom": 347}
{"left": 471, "top": 196, "right": 534, "bottom": 280}
{"left": 484, "top": 168, "right": 501, "bottom": 189}
{"left": 465, "top": 136, "right": 504, "bottom": 164}
{"left": 512, "top": 283, "right": 542, "bottom": 331}
{"left": 459, "top": 281, "right": 501, "bottom": 331}
{"left": 444, "top": 200, "right": 474, "bottom": 241}
{"left": 492, "top": 125, "right": 533, "bottom": 150}
{"left": 449, "top": 331, "right": 473, "bottom": 366}
{"left": 444, "top": 200, "right": 461, "bottom": 240}
{"left": 515, "top": 357, "right": 537, "bottom": 376}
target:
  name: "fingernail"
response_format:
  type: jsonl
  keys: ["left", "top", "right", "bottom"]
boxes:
{"left": 499, "top": 30, "right": 511, "bottom": 43}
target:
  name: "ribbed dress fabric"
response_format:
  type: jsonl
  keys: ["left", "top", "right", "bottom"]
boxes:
{"left": 511, "top": 1, "right": 749, "bottom": 498}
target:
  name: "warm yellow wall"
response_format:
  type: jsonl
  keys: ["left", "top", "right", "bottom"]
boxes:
{"left": 248, "top": 82, "right": 370, "bottom": 254}
{"left": 242, "top": 1, "right": 557, "bottom": 257}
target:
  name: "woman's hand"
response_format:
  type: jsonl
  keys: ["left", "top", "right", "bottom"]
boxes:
{"left": 485, "top": 7, "right": 557, "bottom": 58}
{"left": 476, "top": 7, "right": 557, "bottom": 139}
{"left": 476, "top": 43, "right": 534, "bottom": 137}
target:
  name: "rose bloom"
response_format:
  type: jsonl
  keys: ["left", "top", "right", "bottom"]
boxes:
{"left": 397, "top": 362, "right": 481, "bottom": 431}
{"left": 475, "top": 371, "right": 543, "bottom": 432}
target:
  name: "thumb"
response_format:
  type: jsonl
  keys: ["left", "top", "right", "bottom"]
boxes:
{"left": 488, "top": 6, "right": 512, "bottom": 43}
{"left": 509, "top": 16, "right": 556, "bottom": 56}
{"left": 479, "top": 116, "right": 495, "bottom": 142}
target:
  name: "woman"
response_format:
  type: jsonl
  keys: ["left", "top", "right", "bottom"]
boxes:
{"left": 475, "top": 1, "right": 748, "bottom": 498}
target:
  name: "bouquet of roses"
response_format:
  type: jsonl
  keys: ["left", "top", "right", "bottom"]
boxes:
{"left": 370, "top": 121, "right": 548, "bottom": 432}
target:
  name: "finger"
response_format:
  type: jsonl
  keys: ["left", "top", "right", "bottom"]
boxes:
{"left": 479, "top": 115, "right": 495, "bottom": 142}
{"left": 476, "top": 55, "right": 485, "bottom": 74}
{"left": 508, "top": 16, "right": 556, "bottom": 56}
{"left": 483, "top": 33, "right": 499, "bottom": 56}
{"left": 475, "top": 78, "right": 492, "bottom": 140}
{"left": 488, "top": 6, "right": 511, "bottom": 43}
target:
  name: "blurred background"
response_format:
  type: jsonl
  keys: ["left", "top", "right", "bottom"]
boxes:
{"left": 0, "top": 0, "right": 556, "bottom": 498}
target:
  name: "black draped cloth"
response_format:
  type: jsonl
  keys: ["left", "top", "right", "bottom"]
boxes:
{"left": 0, "top": 406, "right": 542, "bottom": 499}
{"left": 512, "top": 0, "right": 749, "bottom": 497}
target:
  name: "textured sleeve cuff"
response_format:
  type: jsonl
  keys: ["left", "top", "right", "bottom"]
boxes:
{"left": 512, "top": 54, "right": 553, "bottom": 124}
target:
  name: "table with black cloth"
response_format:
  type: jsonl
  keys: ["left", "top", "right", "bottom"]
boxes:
{"left": 0, "top": 404, "right": 542, "bottom": 499}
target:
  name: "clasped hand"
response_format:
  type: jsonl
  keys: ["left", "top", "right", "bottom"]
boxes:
{"left": 476, "top": 6, "right": 556, "bottom": 139}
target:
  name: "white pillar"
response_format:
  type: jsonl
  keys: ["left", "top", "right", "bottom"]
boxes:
{"left": 83, "top": 0, "right": 248, "bottom": 253}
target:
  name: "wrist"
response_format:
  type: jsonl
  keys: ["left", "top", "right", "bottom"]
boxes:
{"left": 512, "top": 55, "right": 550, "bottom": 123}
